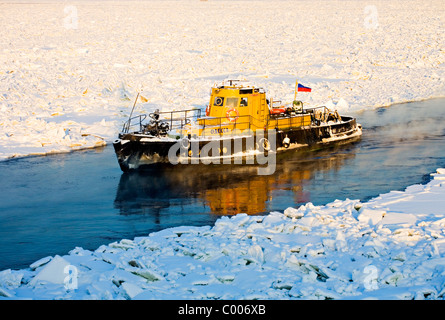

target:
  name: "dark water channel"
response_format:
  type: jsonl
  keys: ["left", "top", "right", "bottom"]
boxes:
{"left": 1, "top": 98, "right": 445, "bottom": 270}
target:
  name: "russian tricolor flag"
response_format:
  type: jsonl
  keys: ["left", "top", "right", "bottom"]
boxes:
{"left": 297, "top": 83, "right": 312, "bottom": 92}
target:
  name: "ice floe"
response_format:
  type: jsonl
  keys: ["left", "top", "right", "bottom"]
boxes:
{"left": 0, "top": 0, "right": 444, "bottom": 159}
{"left": 1, "top": 0, "right": 444, "bottom": 300}
{"left": 1, "top": 168, "right": 445, "bottom": 300}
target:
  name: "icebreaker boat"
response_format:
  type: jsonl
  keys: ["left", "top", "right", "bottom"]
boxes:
{"left": 113, "top": 79, "right": 362, "bottom": 171}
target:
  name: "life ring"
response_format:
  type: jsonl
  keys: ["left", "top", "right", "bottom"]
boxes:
{"left": 226, "top": 108, "right": 239, "bottom": 122}
{"left": 205, "top": 105, "right": 210, "bottom": 116}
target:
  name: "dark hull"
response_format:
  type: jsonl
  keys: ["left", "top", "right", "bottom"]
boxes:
{"left": 113, "top": 117, "right": 361, "bottom": 172}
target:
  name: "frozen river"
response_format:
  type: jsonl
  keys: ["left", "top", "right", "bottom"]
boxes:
{"left": 1, "top": 98, "right": 445, "bottom": 271}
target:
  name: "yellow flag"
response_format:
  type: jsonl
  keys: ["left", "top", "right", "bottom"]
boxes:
{"left": 139, "top": 95, "right": 148, "bottom": 103}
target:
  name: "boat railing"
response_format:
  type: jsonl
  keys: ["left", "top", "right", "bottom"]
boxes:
{"left": 122, "top": 108, "right": 202, "bottom": 134}
{"left": 266, "top": 105, "right": 341, "bottom": 128}
{"left": 122, "top": 105, "right": 340, "bottom": 138}
{"left": 122, "top": 114, "right": 147, "bottom": 133}
{"left": 197, "top": 114, "right": 263, "bottom": 137}
{"left": 122, "top": 107, "right": 266, "bottom": 138}
{"left": 267, "top": 112, "right": 309, "bottom": 129}
{"left": 305, "top": 106, "right": 340, "bottom": 124}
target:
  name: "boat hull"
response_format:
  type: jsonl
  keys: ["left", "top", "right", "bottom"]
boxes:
{"left": 113, "top": 117, "right": 361, "bottom": 172}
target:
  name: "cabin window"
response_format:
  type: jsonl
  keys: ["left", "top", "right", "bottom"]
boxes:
{"left": 240, "top": 97, "right": 248, "bottom": 107}
{"left": 240, "top": 88, "right": 253, "bottom": 94}
{"left": 214, "top": 96, "right": 224, "bottom": 106}
{"left": 226, "top": 97, "right": 239, "bottom": 108}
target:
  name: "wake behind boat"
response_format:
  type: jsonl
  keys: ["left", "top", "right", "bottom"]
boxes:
{"left": 113, "top": 79, "right": 362, "bottom": 172}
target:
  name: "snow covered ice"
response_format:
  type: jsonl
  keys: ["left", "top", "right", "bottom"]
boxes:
{"left": 1, "top": 168, "right": 445, "bottom": 300}
{"left": 0, "top": 0, "right": 443, "bottom": 159}
{"left": 0, "top": 0, "right": 445, "bottom": 300}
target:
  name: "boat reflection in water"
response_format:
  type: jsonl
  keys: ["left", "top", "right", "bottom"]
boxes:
{"left": 114, "top": 138, "right": 360, "bottom": 223}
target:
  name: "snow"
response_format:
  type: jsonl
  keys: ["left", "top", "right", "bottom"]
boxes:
{"left": 1, "top": 0, "right": 444, "bottom": 160}
{"left": 1, "top": 168, "right": 445, "bottom": 300}
{"left": 0, "top": 0, "right": 445, "bottom": 300}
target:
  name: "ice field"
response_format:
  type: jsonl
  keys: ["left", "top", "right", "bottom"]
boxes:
{"left": 0, "top": 0, "right": 443, "bottom": 159}
{"left": 0, "top": 0, "right": 444, "bottom": 299}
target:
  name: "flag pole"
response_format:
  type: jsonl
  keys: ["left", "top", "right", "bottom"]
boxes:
{"left": 294, "top": 79, "right": 298, "bottom": 101}
{"left": 293, "top": 79, "right": 304, "bottom": 113}
{"left": 129, "top": 92, "right": 140, "bottom": 121}
{"left": 125, "top": 92, "right": 140, "bottom": 132}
